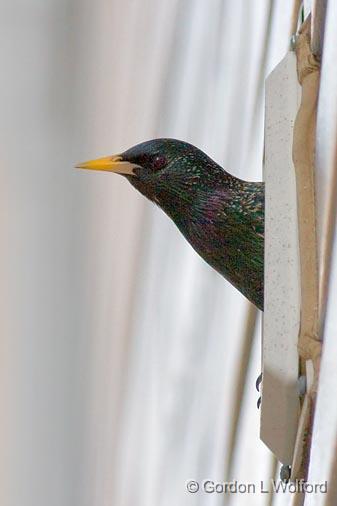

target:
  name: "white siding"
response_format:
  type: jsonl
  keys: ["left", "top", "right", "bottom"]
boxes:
{"left": 4, "top": 2, "right": 335, "bottom": 506}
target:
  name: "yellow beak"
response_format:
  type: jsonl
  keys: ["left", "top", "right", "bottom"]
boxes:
{"left": 75, "top": 155, "right": 136, "bottom": 175}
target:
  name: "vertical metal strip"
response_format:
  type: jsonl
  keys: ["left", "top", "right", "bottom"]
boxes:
{"left": 311, "top": 0, "right": 328, "bottom": 57}
{"left": 291, "top": 15, "right": 322, "bottom": 485}
{"left": 293, "top": 16, "right": 321, "bottom": 365}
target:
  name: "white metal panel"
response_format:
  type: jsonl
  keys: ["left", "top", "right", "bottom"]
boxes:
{"left": 262, "top": 51, "right": 301, "bottom": 465}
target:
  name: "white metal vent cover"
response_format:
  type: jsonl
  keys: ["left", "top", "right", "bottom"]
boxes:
{"left": 261, "top": 50, "right": 302, "bottom": 466}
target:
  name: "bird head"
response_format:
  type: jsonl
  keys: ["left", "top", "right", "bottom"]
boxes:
{"left": 76, "top": 139, "right": 224, "bottom": 213}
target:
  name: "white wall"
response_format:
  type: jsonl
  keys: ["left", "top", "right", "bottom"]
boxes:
{"left": 0, "top": 2, "right": 298, "bottom": 506}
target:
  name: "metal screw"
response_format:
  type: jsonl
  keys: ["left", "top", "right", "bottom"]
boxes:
{"left": 290, "top": 34, "right": 298, "bottom": 51}
{"left": 297, "top": 375, "right": 307, "bottom": 397}
{"left": 280, "top": 465, "right": 291, "bottom": 483}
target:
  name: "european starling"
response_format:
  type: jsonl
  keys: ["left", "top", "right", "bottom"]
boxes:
{"left": 77, "top": 139, "right": 264, "bottom": 310}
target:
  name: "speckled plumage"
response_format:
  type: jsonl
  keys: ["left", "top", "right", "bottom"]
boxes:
{"left": 122, "top": 138, "right": 264, "bottom": 309}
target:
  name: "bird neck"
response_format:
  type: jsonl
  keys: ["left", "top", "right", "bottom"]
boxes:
{"left": 158, "top": 173, "right": 237, "bottom": 232}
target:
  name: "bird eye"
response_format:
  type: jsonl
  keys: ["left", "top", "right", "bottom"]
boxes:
{"left": 153, "top": 155, "right": 166, "bottom": 171}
